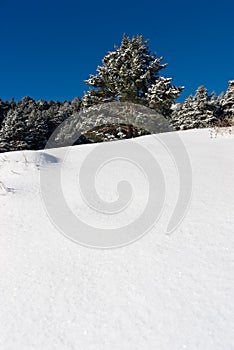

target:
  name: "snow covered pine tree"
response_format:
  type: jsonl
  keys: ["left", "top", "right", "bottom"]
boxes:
{"left": 171, "top": 86, "right": 220, "bottom": 130}
{"left": 83, "top": 34, "right": 183, "bottom": 118}
{"left": 221, "top": 80, "right": 234, "bottom": 119}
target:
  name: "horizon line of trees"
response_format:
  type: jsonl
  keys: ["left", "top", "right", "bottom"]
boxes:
{"left": 0, "top": 34, "right": 233, "bottom": 153}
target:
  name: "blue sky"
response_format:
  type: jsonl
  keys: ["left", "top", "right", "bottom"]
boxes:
{"left": 1, "top": 0, "right": 233, "bottom": 102}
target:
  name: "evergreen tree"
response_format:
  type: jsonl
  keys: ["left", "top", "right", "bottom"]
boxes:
{"left": 0, "top": 96, "right": 82, "bottom": 152}
{"left": 0, "top": 99, "right": 14, "bottom": 129}
{"left": 0, "top": 97, "right": 49, "bottom": 152}
{"left": 171, "top": 86, "right": 220, "bottom": 130}
{"left": 171, "top": 95, "right": 197, "bottom": 130}
{"left": 194, "top": 86, "right": 209, "bottom": 108}
{"left": 221, "top": 80, "right": 234, "bottom": 117}
{"left": 83, "top": 34, "right": 183, "bottom": 117}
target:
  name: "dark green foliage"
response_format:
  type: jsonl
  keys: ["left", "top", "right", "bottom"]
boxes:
{"left": 0, "top": 97, "right": 49, "bottom": 152}
{"left": 82, "top": 123, "right": 151, "bottom": 143}
{"left": 171, "top": 86, "right": 222, "bottom": 130}
{"left": 221, "top": 80, "right": 234, "bottom": 118}
{"left": 0, "top": 96, "right": 81, "bottom": 152}
{"left": 83, "top": 34, "right": 183, "bottom": 117}
{"left": 0, "top": 99, "right": 14, "bottom": 129}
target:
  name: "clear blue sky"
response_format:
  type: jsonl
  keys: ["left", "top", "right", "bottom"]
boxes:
{"left": 1, "top": 0, "right": 233, "bottom": 102}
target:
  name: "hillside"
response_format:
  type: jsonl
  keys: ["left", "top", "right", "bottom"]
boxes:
{"left": 0, "top": 129, "right": 234, "bottom": 349}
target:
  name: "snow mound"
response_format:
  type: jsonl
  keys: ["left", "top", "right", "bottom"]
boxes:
{"left": 0, "top": 128, "right": 234, "bottom": 350}
{"left": 0, "top": 150, "right": 60, "bottom": 168}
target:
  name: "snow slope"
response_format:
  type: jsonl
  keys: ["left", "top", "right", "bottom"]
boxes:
{"left": 0, "top": 128, "right": 234, "bottom": 350}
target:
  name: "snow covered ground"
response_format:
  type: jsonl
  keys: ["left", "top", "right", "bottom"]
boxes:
{"left": 0, "top": 128, "right": 234, "bottom": 349}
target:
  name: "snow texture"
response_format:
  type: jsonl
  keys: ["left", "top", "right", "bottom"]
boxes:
{"left": 0, "top": 129, "right": 234, "bottom": 349}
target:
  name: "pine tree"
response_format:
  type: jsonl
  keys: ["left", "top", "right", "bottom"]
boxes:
{"left": 194, "top": 86, "right": 209, "bottom": 108}
{"left": 0, "top": 97, "right": 49, "bottom": 152}
{"left": 221, "top": 80, "right": 234, "bottom": 117}
{"left": 171, "top": 95, "right": 195, "bottom": 130}
{"left": 0, "top": 99, "right": 13, "bottom": 129}
{"left": 0, "top": 96, "right": 82, "bottom": 152}
{"left": 83, "top": 34, "right": 183, "bottom": 118}
{"left": 171, "top": 86, "right": 220, "bottom": 130}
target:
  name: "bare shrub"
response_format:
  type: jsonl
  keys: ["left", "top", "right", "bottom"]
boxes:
{"left": 210, "top": 114, "right": 234, "bottom": 138}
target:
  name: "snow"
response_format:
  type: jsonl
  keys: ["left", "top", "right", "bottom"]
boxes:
{"left": 0, "top": 128, "right": 234, "bottom": 349}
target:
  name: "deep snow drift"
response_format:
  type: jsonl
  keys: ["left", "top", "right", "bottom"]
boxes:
{"left": 0, "top": 128, "right": 234, "bottom": 350}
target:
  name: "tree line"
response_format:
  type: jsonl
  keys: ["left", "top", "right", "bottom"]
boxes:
{"left": 0, "top": 34, "right": 233, "bottom": 153}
